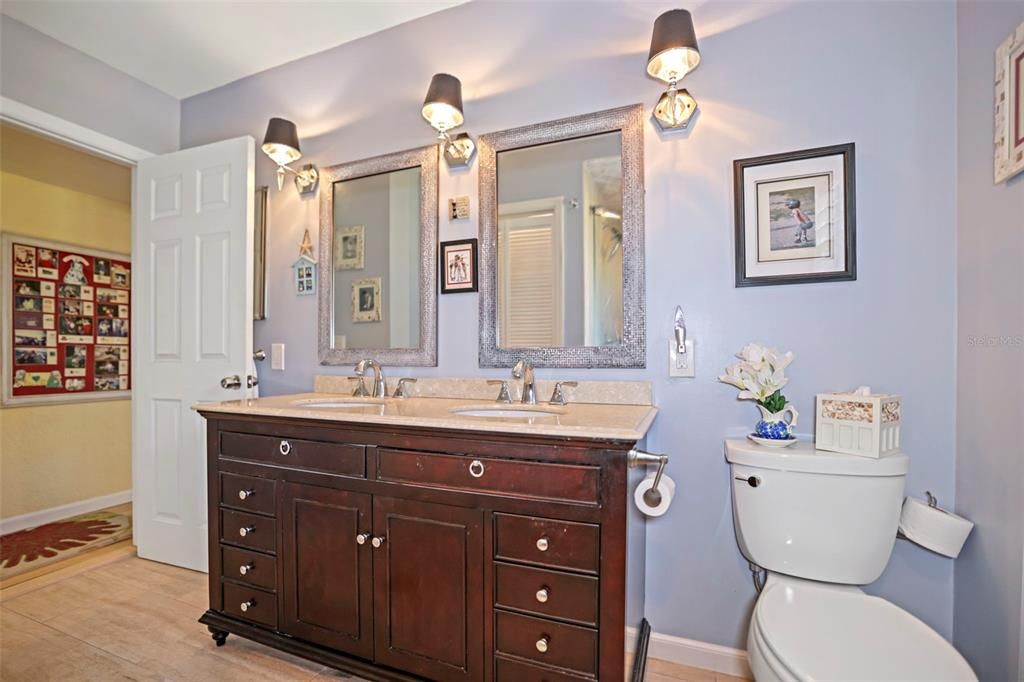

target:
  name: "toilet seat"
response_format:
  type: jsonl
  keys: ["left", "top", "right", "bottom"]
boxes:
{"left": 752, "top": 577, "right": 976, "bottom": 682}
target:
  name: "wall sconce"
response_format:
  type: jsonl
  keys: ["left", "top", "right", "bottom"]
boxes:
{"left": 261, "top": 117, "right": 319, "bottom": 195}
{"left": 422, "top": 73, "right": 476, "bottom": 168}
{"left": 646, "top": 9, "right": 701, "bottom": 132}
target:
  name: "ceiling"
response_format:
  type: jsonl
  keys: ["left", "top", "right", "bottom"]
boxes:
{"left": 1, "top": 1, "right": 469, "bottom": 99}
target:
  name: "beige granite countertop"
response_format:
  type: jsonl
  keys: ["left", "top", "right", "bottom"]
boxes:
{"left": 193, "top": 392, "right": 658, "bottom": 441}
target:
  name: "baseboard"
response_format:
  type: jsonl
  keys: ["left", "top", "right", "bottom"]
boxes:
{"left": 647, "top": 631, "right": 752, "bottom": 679}
{"left": 0, "top": 489, "right": 132, "bottom": 535}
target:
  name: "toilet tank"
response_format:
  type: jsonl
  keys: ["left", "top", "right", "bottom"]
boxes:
{"left": 725, "top": 439, "right": 908, "bottom": 585}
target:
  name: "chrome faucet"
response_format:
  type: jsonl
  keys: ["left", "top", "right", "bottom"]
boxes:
{"left": 354, "top": 359, "right": 387, "bottom": 398}
{"left": 511, "top": 359, "right": 536, "bottom": 404}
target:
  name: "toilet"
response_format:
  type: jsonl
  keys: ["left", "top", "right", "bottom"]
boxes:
{"left": 725, "top": 439, "right": 976, "bottom": 682}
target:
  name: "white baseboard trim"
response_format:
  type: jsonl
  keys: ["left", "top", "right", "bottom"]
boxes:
{"left": 648, "top": 631, "right": 752, "bottom": 679}
{"left": 0, "top": 489, "right": 132, "bottom": 535}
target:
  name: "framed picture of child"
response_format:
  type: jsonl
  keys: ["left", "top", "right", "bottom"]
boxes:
{"left": 733, "top": 143, "right": 856, "bottom": 286}
{"left": 440, "top": 239, "right": 478, "bottom": 294}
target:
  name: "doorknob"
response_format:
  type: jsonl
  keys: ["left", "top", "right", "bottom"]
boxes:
{"left": 220, "top": 375, "right": 242, "bottom": 390}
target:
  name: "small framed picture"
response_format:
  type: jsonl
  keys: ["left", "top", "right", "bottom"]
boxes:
{"left": 335, "top": 225, "right": 365, "bottom": 270}
{"left": 995, "top": 20, "right": 1024, "bottom": 183}
{"left": 440, "top": 238, "right": 478, "bottom": 294}
{"left": 352, "top": 277, "right": 382, "bottom": 322}
{"left": 733, "top": 143, "right": 856, "bottom": 287}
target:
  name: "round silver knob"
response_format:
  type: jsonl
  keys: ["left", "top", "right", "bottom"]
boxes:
{"left": 536, "top": 537, "right": 550, "bottom": 552}
{"left": 371, "top": 536, "right": 386, "bottom": 548}
{"left": 239, "top": 526, "right": 255, "bottom": 537}
{"left": 239, "top": 562, "right": 254, "bottom": 576}
{"left": 356, "top": 533, "right": 370, "bottom": 545}
{"left": 469, "top": 460, "right": 485, "bottom": 478}
{"left": 535, "top": 587, "right": 549, "bottom": 603}
{"left": 279, "top": 440, "right": 291, "bottom": 456}
{"left": 238, "top": 489, "right": 254, "bottom": 500}
{"left": 240, "top": 599, "right": 255, "bottom": 612}
{"left": 535, "top": 636, "right": 550, "bottom": 653}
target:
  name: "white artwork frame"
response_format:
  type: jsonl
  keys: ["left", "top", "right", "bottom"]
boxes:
{"left": 995, "top": 20, "right": 1024, "bottom": 183}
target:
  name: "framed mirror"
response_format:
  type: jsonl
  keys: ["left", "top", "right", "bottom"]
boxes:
{"left": 478, "top": 104, "right": 645, "bottom": 368}
{"left": 318, "top": 146, "right": 438, "bottom": 366}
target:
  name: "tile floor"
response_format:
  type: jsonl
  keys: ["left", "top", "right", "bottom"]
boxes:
{"left": 0, "top": 547, "right": 748, "bottom": 681}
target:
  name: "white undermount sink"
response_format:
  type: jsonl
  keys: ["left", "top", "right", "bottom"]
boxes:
{"left": 450, "top": 405, "right": 563, "bottom": 418}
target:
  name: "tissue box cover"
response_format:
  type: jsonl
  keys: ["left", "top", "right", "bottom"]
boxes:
{"left": 815, "top": 387, "right": 901, "bottom": 458}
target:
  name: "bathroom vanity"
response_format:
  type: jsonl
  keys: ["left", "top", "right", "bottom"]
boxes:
{"left": 196, "top": 382, "right": 656, "bottom": 681}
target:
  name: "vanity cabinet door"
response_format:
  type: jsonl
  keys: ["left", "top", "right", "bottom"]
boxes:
{"left": 372, "top": 497, "right": 484, "bottom": 681}
{"left": 279, "top": 482, "right": 373, "bottom": 659}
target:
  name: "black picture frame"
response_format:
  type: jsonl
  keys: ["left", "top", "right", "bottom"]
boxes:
{"left": 733, "top": 143, "right": 856, "bottom": 287}
{"left": 440, "top": 238, "right": 479, "bottom": 294}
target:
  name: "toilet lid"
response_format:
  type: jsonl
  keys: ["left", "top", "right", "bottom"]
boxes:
{"left": 755, "top": 580, "right": 976, "bottom": 681}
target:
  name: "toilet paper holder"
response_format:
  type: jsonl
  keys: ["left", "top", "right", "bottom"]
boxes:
{"left": 628, "top": 448, "right": 670, "bottom": 507}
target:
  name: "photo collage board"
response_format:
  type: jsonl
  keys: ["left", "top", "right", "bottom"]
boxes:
{"left": 9, "top": 240, "right": 131, "bottom": 399}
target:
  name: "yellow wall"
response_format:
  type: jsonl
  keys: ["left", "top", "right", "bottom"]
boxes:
{"left": 1, "top": 124, "right": 132, "bottom": 519}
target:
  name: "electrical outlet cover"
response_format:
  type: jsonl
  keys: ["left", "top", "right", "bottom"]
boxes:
{"left": 669, "top": 339, "right": 695, "bottom": 378}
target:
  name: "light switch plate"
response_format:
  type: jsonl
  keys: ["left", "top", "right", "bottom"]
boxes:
{"left": 669, "top": 339, "right": 695, "bottom": 378}
{"left": 449, "top": 196, "right": 470, "bottom": 220}
{"left": 271, "top": 343, "right": 285, "bottom": 371}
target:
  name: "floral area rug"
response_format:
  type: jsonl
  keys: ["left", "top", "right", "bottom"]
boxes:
{"left": 0, "top": 511, "right": 132, "bottom": 580}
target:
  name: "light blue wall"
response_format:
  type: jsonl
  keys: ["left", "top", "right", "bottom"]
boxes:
{"left": 953, "top": 2, "right": 1024, "bottom": 680}
{"left": 181, "top": 0, "right": 958, "bottom": 648}
{"left": 0, "top": 16, "right": 179, "bottom": 154}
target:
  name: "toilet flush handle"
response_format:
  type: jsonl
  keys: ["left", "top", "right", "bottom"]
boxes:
{"left": 735, "top": 475, "right": 761, "bottom": 488}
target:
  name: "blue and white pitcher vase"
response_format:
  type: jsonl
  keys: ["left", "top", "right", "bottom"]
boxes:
{"left": 754, "top": 404, "right": 799, "bottom": 440}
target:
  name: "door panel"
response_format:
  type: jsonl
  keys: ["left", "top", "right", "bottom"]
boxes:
{"left": 133, "top": 136, "right": 254, "bottom": 571}
{"left": 373, "top": 497, "right": 484, "bottom": 681}
{"left": 280, "top": 482, "right": 373, "bottom": 659}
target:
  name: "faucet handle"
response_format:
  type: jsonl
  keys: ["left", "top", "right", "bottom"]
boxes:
{"left": 394, "top": 378, "right": 417, "bottom": 399}
{"left": 347, "top": 376, "right": 369, "bottom": 397}
{"left": 487, "top": 380, "right": 513, "bottom": 404}
{"left": 549, "top": 381, "right": 578, "bottom": 406}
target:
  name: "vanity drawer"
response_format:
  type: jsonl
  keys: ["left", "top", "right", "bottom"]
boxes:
{"left": 494, "top": 610, "right": 598, "bottom": 677}
{"left": 376, "top": 449, "right": 600, "bottom": 505}
{"left": 222, "top": 580, "right": 277, "bottom": 628}
{"left": 220, "top": 432, "right": 366, "bottom": 478}
{"left": 219, "top": 472, "right": 276, "bottom": 515}
{"left": 495, "top": 514, "right": 600, "bottom": 574}
{"left": 221, "top": 545, "right": 276, "bottom": 591}
{"left": 220, "top": 508, "right": 277, "bottom": 554}
{"left": 495, "top": 562, "right": 598, "bottom": 626}
{"left": 495, "top": 656, "right": 594, "bottom": 681}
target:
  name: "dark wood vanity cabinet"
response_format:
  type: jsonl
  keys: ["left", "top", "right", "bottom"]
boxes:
{"left": 198, "top": 413, "right": 639, "bottom": 682}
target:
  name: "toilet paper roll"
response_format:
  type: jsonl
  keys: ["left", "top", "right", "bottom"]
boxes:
{"left": 634, "top": 472, "right": 675, "bottom": 517}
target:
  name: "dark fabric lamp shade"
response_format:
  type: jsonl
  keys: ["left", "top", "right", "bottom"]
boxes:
{"left": 422, "top": 73, "right": 465, "bottom": 132}
{"left": 261, "top": 117, "right": 302, "bottom": 166}
{"left": 646, "top": 9, "right": 701, "bottom": 83}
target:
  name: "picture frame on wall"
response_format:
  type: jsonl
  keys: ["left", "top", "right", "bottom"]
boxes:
{"left": 733, "top": 143, "right": 856, "bottom": 287}
{"left": 352, "top": 277, "right": 382, "bottom": 322}
{"left": 335, "top": 225, "right": 365, "bottom": 270}
{"left": 253, "top": 186, "right": 268, "bottom": 320}
{"left": 440, "top": 238, "right": 479, "bottom": 294}
{"left": 994, "top": 20, "right": 1024, "bottom": 183}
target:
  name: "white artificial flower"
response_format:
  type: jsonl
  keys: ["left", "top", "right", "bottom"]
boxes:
{"left": 719, "top": 343, "right": 795, "bottom": 402}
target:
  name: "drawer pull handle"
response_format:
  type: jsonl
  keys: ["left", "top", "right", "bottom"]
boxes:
{"left": 238, "top": 489, "right": 254, "bottom": 500}
{"left": 279, "top": 440, "right": 291, "bottom": 456}
{"left": 535, "top": 635, "right": 550, "bottom": 653}
{"left": 535, "top": 587, "right": 550, "bottom": 603}
{"left": 239, "top": 526, "right": 255, "bottom": 537}
{"left": 371, "top": 536, "right": 386, "bottom": 548}
{"left": 239, "top": 599, "right": 256, "bottom": 612}
{"left": 239, "top": 562, "right": 254, "bottom": 576}
{"left": 536, "top": 536, "right": 550, "bottom": 552}
{"left": 468, "top": 459, "right": 485, "bottom": 478}
{"left": 356, "top": 532, "right": 370, "bottom": 545}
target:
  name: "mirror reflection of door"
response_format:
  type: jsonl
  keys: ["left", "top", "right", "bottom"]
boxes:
{"left": 496, "top": 131, "right": 623, "bottom": 349}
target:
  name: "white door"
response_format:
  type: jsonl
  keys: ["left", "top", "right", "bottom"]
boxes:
{"left": 132, "top": 136, "right": 255, "bottom": 571}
